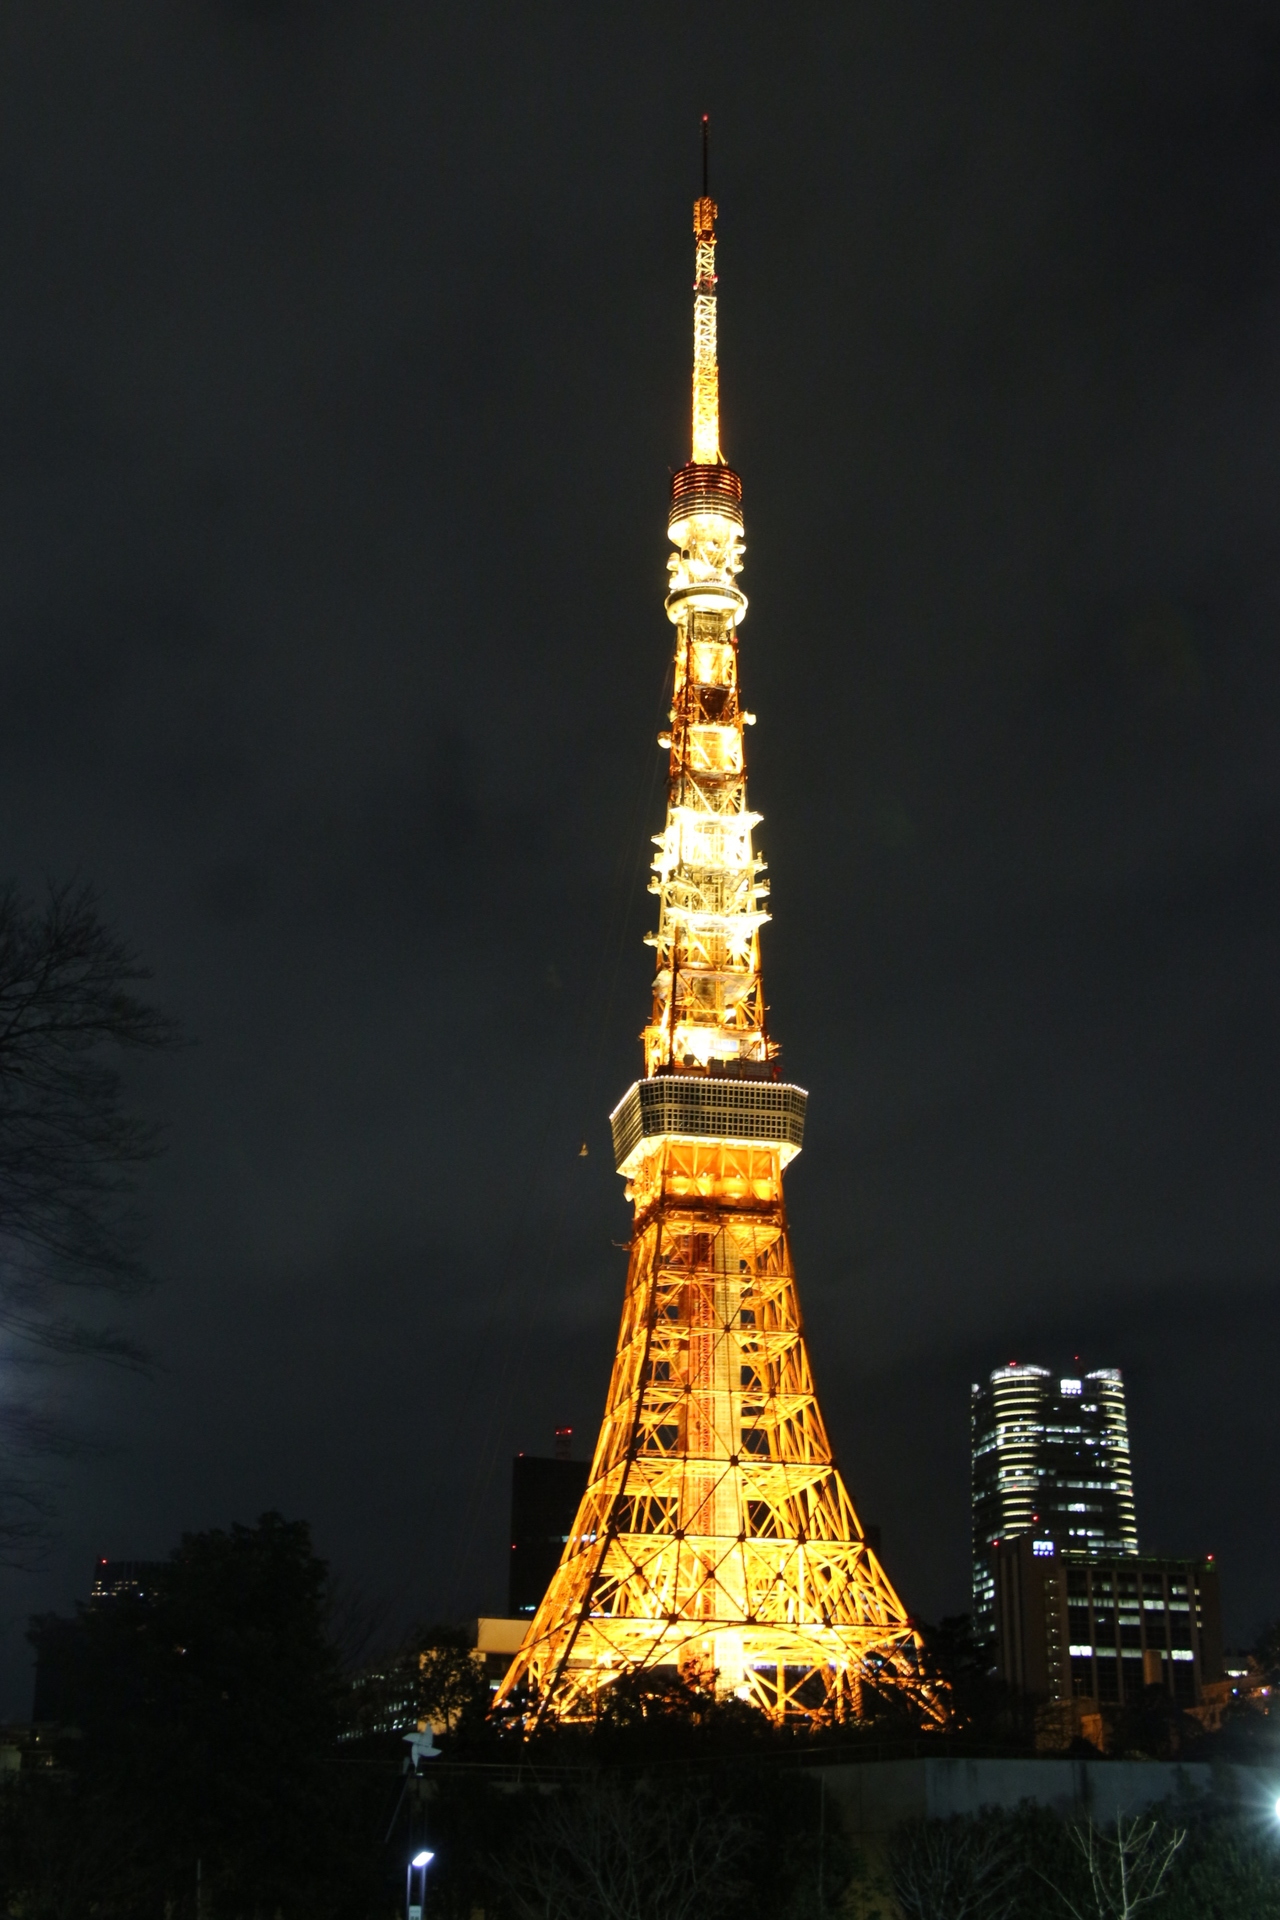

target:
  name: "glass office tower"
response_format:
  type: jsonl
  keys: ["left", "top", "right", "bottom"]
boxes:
{"left": 971, "top": 1365, "right": 1138, "bottom": 1650}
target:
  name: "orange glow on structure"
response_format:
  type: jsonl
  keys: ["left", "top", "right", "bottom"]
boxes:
{"left": 493, "top": 177, "right": 938, "bottom": 1729}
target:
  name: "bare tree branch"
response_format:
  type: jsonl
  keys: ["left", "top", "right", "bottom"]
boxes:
{"left": 888, "top": 1814, "right": 1021, "bottom": 1920}
{"left": 0, "top": 882, "right": 177, "bottom": 1295}
{"left": 492, "top": 1777, "right": 747, "bottom": 1920}
{"left": 1054, "top": 1815, "right": 1186, "bottom": 1920}
{"left": 0, "top": 882, "right": 178, "bottom": 1557}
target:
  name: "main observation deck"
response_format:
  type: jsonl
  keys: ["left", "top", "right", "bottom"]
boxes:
{"left": 609, "top": 1073, "right": 807, "bottom": 1178}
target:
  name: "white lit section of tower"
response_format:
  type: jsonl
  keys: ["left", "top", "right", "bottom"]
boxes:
{"left": 646, "top": 190, "right": 767, "bottom": 1083}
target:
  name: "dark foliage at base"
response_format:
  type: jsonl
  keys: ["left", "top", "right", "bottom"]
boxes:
{"left": 8, "top": 1514, "right": 399, "bottom": 1919}
{"left": 6, "top": 1536, "right": 1278, "bottom": 1919}
{"left": 412, "top": 1765, "right": 851, "bottom": 1920}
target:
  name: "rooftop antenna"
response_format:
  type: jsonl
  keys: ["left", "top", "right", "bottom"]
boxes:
{"left": 701, "top": 112, "right": 709, "bottom": 195}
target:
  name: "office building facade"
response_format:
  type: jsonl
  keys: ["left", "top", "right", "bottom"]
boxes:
{"left": 89, "top": 1558, "right": 164, "bottom": 1602}
{"left": 992, "top": 1533, "right": 1222, "bottom": 1715}
{"left": 972, "top": 1365, "right": 1138, "bottom": 1646}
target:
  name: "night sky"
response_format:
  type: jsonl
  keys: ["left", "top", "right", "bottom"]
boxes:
{"left": 1, "top": 2, "right": 1279, "bottom": 1713}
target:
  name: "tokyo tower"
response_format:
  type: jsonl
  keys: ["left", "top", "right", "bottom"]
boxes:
{"left": 495, "top": 145, "right": 931, "bottom": 1726}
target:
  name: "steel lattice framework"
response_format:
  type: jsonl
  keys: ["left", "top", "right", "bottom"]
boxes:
{"left": 494, "top": 177, "right": 936, "bottom": 1728}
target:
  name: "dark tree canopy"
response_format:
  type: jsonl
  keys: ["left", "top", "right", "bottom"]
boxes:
{"left": 19, "top": 1514, "right": 378, "bottom": 1919}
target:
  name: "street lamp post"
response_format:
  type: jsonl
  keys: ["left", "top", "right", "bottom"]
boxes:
{"left": 407, "top": 1848, "right": 434, "bottom": 1920}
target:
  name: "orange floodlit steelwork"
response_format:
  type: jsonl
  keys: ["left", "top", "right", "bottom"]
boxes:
{"left": 495, "top": 163, "right": 935, "bottom": 1727}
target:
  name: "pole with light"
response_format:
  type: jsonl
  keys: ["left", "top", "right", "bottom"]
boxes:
{"left": 406, "top": 1849, "right": 434, "bottom": 1920}
{"left": 404, "top": 1843, "right": 435, "bottom": 1920}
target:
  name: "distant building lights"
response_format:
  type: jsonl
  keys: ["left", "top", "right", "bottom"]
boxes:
{"left": 971, "top": 1361, "right": 1139, "bottom": 1648}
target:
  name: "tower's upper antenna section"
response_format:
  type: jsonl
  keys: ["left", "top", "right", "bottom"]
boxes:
{"left": 691, "top": 114, "right": 721, "bottom": 466}
{"left": 668, "top": 118, "right": 742, "bottom": 541}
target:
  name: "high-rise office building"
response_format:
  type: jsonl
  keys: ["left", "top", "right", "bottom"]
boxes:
{"left": 972, "top": 1365, "right": 1138, "bottom": 1648}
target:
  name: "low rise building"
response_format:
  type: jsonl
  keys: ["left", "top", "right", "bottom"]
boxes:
{"left": 992, "top": 1534, "right": 1222, "bottom": 1730}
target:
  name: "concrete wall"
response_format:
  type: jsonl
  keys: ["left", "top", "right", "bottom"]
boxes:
{"left": 817, "top": 1756, "right": 1256, "bottom": 1835}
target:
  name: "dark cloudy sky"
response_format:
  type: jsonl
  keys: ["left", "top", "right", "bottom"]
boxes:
{"left": 1, "top": 1, "right": 1279, "bottom": 1711}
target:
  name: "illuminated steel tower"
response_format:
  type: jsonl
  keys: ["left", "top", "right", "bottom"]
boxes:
{"left": 495, "top": 156, "right": 929, "bottom": 1726}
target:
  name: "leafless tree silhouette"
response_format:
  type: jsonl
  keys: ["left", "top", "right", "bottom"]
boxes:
{"left": 888, "top": 1813, "right": 1020, "bottom": 1920}
{"left": 493, "top": 1776, "right": 747, "bottom": 1920}
{"left": 1056, "top": 1815, "right": 1185, "bottom": 1919}
{"left": 0, "top": 882, "right": 177, "bottom": 1553}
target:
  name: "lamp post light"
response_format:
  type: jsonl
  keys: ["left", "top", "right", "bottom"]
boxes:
{"left": 407, "top": 1849, "right": 434, "bottom": 1920}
